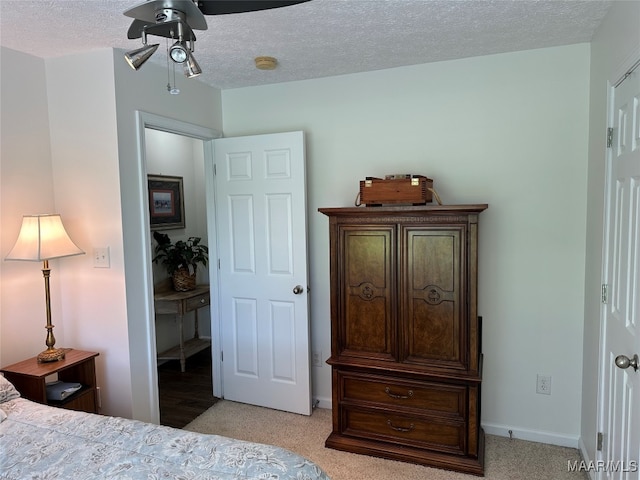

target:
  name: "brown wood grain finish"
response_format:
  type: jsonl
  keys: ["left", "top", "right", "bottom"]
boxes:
{"left": 342, "top": 407, "right": 466, "bottom": 454}
{"left": 1, "top": 349, "right": 99, "bottom": 414}
{"left": 340, "top": 372, "right": 466, "bottom": 417}
{"left": 342, "top": 227, "right": 395, "bottom": 360}
{"left": 320, "top": 205, "right": 487, "bottom": 476}
{"left": 154, "top": 285, "right": 210, "bottom": 315}
{"left": 404, "top": 227, "right": 464, "bottom": 369}
{"left": 158, "top": 346, "right": 217, "bottom": 428}
{"left": 52, "top": 389, "right": 97, "bottom": 413}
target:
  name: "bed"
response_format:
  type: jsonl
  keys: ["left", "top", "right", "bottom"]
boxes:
{"left": 0, "top": 374, "right": 330, "bottom": 479}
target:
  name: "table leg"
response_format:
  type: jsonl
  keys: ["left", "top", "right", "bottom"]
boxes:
{"left": 194, "top": 308, "right": 200, "bottom": 339}
{"left": 177, "top": 313, "right": 186, "bottom": 372}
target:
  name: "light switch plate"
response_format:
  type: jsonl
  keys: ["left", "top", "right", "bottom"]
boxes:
{"left": 93, "top": 247, "right": 110, "bottom": 268}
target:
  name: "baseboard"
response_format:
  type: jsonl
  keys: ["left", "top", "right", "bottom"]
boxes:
{"left": 313, "top": 396, "right": 332, "bottom": 410}
{"left": 578, "top": 436, "right": 597, "bottom": 480}
{"left": 481, "top": 422, "right": 579, "bottom": 448}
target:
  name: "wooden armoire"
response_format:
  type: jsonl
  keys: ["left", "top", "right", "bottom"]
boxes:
{"left": 319, "top": 204, "right": 487, "bottom": 476}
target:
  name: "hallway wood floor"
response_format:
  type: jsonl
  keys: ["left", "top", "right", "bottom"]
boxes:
{"left": 158, "top": 346, "right": 218, "bottom": 428}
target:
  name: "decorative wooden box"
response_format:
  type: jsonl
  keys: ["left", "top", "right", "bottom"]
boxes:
{"left": 359, "top": 175, "right": 433, "bottom": 206}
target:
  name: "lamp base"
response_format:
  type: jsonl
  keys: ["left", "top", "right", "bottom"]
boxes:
{"left": 37, "top": 347, "right": 66, "bottom": 363}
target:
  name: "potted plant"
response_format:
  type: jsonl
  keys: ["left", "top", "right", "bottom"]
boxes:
{"left": 152, "top": 231, "right": 208, "bottom": 291}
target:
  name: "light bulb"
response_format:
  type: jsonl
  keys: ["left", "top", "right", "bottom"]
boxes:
{"left": 169, "top": 43, "right": 188, "bottom": 63}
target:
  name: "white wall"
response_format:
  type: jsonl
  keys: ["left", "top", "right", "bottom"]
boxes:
{"left": 44, "top": 48, "right": 131, "bottom": 416}
{"left": 0, "top": 48, "right": 56, "bottom": 364}
{"left": 581, "top": 0, "right": 640, "bottom": 465}
{"left": 0, "top": 46, "right": 222, "bottom": 420}
{"left": 222, "top": 44, "right": 591, "bottom": 445}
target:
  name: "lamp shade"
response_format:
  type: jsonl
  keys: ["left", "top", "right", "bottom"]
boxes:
{"left": 5, "top": 214, "right": 84, "bottom": 261}
{"left": 124, "top": 43, "right": 159, "bottom": 70}
{"left": 184, "top": 52, "right": 202, "bottom": 78}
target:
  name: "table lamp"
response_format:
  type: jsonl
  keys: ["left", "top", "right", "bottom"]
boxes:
{"left": 5, "top": 214, "right": 85, "bottom": 362}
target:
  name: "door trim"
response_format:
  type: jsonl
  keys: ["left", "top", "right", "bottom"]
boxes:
{"left": 134, "top": 111, "right": 222, "bottom": 421}
{"left": 595, "top": 54, "right": 640, "bottom": 479}
{"left": 203, "top": 138, "right": 223, "bottom": 398}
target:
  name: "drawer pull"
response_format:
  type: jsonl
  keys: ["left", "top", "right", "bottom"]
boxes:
{"left": 385, "top": 387, "right": 414, "bottom": 400}
{"left": 200, "top": 298, "right": 205, "bottom": 304}
{"left": 387, "top": 419, "right": 415, "bottom": 433}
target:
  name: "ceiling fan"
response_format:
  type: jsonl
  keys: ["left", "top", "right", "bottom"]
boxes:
{"left": 123, "top": 0, "right": 309, "bottom": 80}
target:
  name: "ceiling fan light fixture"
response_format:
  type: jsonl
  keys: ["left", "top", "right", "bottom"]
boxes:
{"left": 124, "top": 43, "right": 160, "bottom": 70}
{"left": 184, "top": 52, "right": 202, "bottom": 78}
{"left": 124, "top": 0, "right": 309, "bottom": 85}
{"left": 169, "top": 41, "right": 189, "bottom": 63}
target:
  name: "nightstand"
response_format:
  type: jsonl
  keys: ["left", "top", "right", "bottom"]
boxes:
{"left": 0, "top": 349, "right": 99, "bottom": 413}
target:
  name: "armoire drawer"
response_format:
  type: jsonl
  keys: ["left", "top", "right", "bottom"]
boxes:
{"left": 341, "top": 405, "right": 466, "bottom": 455}
{"left": 339, "top": 371, "right": 467, "bottom": 419}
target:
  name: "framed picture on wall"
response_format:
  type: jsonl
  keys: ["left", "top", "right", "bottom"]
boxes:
{"left": 148, "top": 175, "right": 185, "bottom": 230}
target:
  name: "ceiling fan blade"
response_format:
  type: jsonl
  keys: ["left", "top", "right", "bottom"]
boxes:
{"left": 196, "top": 0, "right": 310, "bottom": 15}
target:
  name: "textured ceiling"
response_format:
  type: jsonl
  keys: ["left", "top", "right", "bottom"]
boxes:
{"left": 0, "top": 0, "right": 613, "bottom": 90}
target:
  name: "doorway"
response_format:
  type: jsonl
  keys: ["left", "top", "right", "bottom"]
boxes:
{"left": 145, "top": 128, "right": 216, "bottom": 427}
{"left": 134, "top": 112, "right": 221, "bottom": 424}
{"left": 134, "top": 114, "right": 312, "bottom": 421}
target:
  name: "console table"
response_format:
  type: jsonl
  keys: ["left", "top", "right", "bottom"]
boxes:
{"left": 154, "top": 285, "right": 211, "bottom": 372}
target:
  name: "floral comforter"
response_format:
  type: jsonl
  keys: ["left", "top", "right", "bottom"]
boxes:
{"left": 0, "top": 397, "right": 330, "bottom": 479}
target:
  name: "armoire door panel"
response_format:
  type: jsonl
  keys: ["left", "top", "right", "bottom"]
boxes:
{"left": 409, "top": 232, "right": 457, "bottom": 290}
{"left": 344, "top": 297, "right": 390, "bottom": 356}
{"left": 340, "top": 227, "right": 396, "bottom": 360}
{"left": 410, "top": 299, "right": 459, "bottom": 361}
{"left": 404, "top": 228, "right": 466, "bottom": 368}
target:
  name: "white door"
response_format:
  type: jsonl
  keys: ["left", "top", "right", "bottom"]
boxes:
{"left": 213, "top": 131, "right": 311, "bottom": 415}
{"left": 599, "top": 65, "right": 640, "bottom": 479}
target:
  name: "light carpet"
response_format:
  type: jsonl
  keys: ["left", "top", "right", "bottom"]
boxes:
{"left": 184, "top": 400, "right": 588, "bottom": 480}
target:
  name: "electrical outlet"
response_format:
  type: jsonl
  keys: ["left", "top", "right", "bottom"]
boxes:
{"left": 312, "top": 351, "right": 322, "bottom": 367}
{"left": 536, "top": 374, "right": 551, "bottom": 395}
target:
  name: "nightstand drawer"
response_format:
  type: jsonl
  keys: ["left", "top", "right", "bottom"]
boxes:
{"left": 340, "top": 372, "right": 467, "bottom": 418}
{"left": 341, "top": 405, "right": 465, "bottom": 454}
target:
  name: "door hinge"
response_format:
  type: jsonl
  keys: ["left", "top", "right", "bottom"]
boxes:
{"left": 221, "top": 351, "right": 224, "bottom": 362}
{"left": 214, "top": 163, "right": 217, "bottom": 175}
{"left": 607, "top": 128, "right": 614, "bottom": 148}
{"left": 597, "top": 432, "right": 604, "bottom": 451}
{"left": 602, "top": 284, "right": 608, "bottom": 304}
{"left": 218, "top": 259, "right": 220, "bottom": 269}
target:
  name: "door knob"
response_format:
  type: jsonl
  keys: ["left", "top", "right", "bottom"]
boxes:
{"left": 615, "top": 354, "right": 639, "bottom": 372}
{"left": 293, "top": 285, "right": 304, "bottom": 295}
